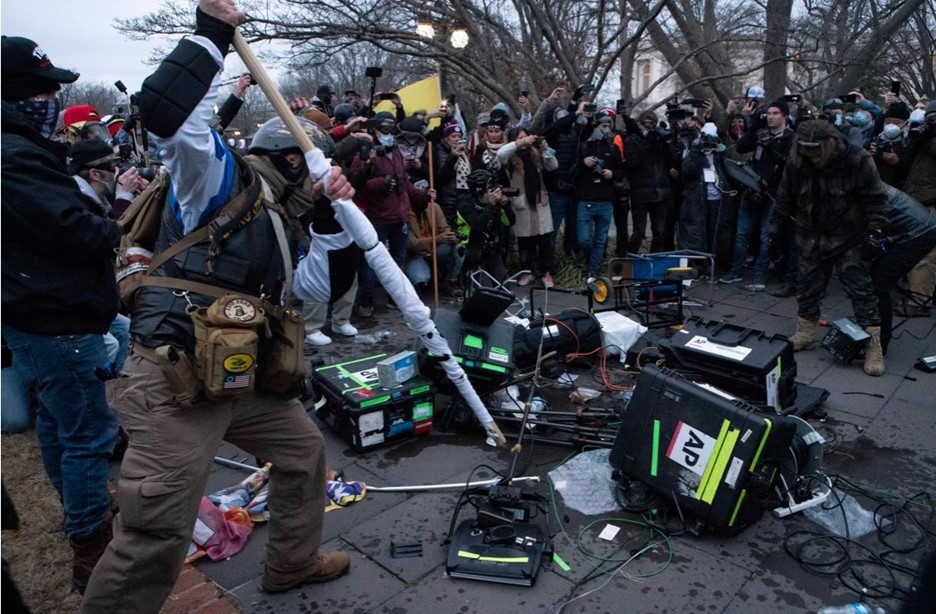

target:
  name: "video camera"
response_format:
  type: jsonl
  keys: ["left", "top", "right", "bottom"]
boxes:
{"left": 501, "top": 187, "right": 521, "bottom": 197}
{"left": 118, "top": 158, "right": 159, "bottom": 182}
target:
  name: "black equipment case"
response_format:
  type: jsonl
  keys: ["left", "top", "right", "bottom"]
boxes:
{"left": 661, "top": 317, "right": 797, "bottom": 413}
{"left": 610, "top": 364, "right": 794, "bottom": 535}
{"left": 314, "top": 354, "right": 434, "bottom": 451}
{"left": 423, "top": 307, "right": 516, "bottom": 394}
{"left": 513, "top": 309, "right": 603, "bottom": 369}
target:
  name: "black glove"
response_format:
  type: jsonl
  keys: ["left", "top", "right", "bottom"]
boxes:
{"left": 862, "top": 229, "right": 888, "bottom": 261}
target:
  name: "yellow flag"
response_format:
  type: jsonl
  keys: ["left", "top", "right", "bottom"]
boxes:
{"left": 373, "top": 75, "right": 444, "bottom": 128}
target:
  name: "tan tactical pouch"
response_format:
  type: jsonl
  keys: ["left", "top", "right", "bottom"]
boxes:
{"left": 190, "top": 294, "right": 266, "bottom": 400}
{"left": 258, "top": 306, "right": 305, "bottom": 394}
{"left": 153, "top": 345, "right": 203, "bottom": 407}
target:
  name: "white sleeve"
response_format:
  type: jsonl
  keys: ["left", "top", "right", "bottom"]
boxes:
{"left": 497, "top": 141, "right": 519, "bottom": 164}
{"left": 150, "top": 35, "right": 235, "bottom": 235}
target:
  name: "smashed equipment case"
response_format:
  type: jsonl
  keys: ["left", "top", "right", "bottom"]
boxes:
{"left": 661, "top": 316, "right": 797, "bottom": 413}
{"left": 610, "top": 364, "right": 795, "bottom": 535}
{"left": 314, "top": 354, "right": 434, "bottom": 451}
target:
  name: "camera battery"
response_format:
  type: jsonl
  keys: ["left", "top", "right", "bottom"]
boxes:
{"left": 820, "top": 318, "right": 869, "bottom": 363}
{"left": 377, "top": 350, "right": 418, "bottom": 388}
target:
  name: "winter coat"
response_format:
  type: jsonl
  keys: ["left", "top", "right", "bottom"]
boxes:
{"left": 433, "top": 140, "right": 472, "bottom": 225}
{"left": 408, "top": 201, "right": 452, "bottom": 255}
{"left": 498, "top": 142, "right": 557, "bottom": 238}
{"left": 350, "top": 149, "right": 430, "bottom": 224}
{"left": 1, "top": 101, "right": 121, "bottom": 335}
{"left": 735, "top": 125, "right": 794, "bottom": 193}
{"left": 902, "top": 131, "right": 936, "bottom": 207}
{"left": 679, "top": 148, "right": 733, "bottom": 252}
{"left": 624, "top": 130, "right": 675, "bottom": 204}
{"left": 771, "top": 143, "right": 890, "bottom": 258}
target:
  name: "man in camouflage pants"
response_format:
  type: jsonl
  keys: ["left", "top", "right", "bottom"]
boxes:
{"left": 770, "top": 119, "right": 890, "bottom": 376}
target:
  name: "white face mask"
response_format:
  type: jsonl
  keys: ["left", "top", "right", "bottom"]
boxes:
{"left": 909, "top": 109, "right": 925, "bottom": 124}
{"left": 881, "top": 124, "right": 902, "bottom": 139}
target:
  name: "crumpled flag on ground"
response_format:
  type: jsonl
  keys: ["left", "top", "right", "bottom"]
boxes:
{"left": 325, "top": 480, "right": 366, "bottom": 512}
{"left": 186, "top": 496, "right": 253, "bottom": 563}
{"left": 208, "top": 463, "right": 270, "bottom": 511}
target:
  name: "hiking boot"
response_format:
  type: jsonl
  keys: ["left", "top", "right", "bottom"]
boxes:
{"left": 769, "top": 284, "right": 797, "bottom": 298}
{"left": 71, "top": 512, "right": 113, "bottom": 594}
{"left": 894, "top": 300, "right": 929, "bottom": 318}
{"left": 262, "top": 550, "right": 351, "bottom": 593}
{"left": 790, "top": 317, "right": 817, "bottom": 351}
{"left": 863, "top": 326, "right": 885, "bottom": 376}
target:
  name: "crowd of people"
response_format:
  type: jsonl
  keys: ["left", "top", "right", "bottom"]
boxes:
{"left": 2, "top": 0, "right": 935, "bottom": 611}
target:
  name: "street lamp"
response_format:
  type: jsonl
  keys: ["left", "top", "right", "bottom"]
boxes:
{"left": 416, "top": 15, "right": 469, "bottom": 97}
{"left": 449, "top": 26, "right": 469, "bottom": 49}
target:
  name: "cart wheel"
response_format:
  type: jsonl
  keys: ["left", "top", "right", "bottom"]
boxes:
{"left": 589, "top": 276, "right": 614, "bottom": 305}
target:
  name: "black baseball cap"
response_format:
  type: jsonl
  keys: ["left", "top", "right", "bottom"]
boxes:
{"left": 2, "top": 36, "right": 79, "bottom": 101}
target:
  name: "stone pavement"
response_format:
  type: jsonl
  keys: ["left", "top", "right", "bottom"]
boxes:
{"left": 166, "top": 275, "right": 935, "bottom": 614}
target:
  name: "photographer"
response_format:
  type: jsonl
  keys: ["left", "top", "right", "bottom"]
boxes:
{"left": 350, "top": 111, "right": 433, "bottom": 317}
{"left": 497, "top": 127, "right": 558, "bottom": 287}
{"left": 679, "top": 123, "right": 732, "bottom": 267}
{"left": 457, "top": 169, "right": 516, "bottom": 282}
{"left": 721, "top": 99, "right": 794, "bottom": 293}
{"left": 625, "top": 110, "right": 677, "bottom": 254}
{"left": 575, "top": 109, "right": 624, "bottom": 279}
{"left": 433, "top": 123, "right": 472, "bottom": 227}
{"left": 896, "top": 100, "right": 936, "bottom": 317}
{"left": 869, "top": 102, "right": 910, "bottom": 188}
{"left": 68, "top": 139, "right": 149, "bottom": 221}
{"left": 406, "top": 195, "right": 464, "bottom": 297}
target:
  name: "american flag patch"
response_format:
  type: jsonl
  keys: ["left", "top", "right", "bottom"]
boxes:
{"left": 223, "top": 374, "right": 251, "bottom": 389}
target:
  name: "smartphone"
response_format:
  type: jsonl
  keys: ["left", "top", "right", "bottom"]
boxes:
{"left": 520, "top": 90, "right": 530, "bottom": 98}
{"left": 379, "top": 92, "right": 396, "bottom": 101}
{"left": 365, "top": 66, "right": 383, "bottom": 78}
{"left": 890, "top": 80, "right": 901, "bottom": 96}
{"left": 582, "top": 83, "right": 596, "bottom": 93}
{"left": 616, "top": 98, "right": 627, "bottom": 115}
{"left": 840, "top": 94, "right": 858, "bottom": 104}
{"left": 584, "top": 103, "right": 598, "bottom": 113}
{"left": 781, "top": 94, "right": 802, "bottom": 103}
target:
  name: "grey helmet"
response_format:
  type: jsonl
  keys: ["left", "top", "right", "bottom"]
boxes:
{"left": 249, "top": 116, "right": 336, "bottom": 158}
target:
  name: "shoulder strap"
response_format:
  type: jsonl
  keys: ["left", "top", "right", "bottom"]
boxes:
{"left": 259, "top": 177, "right": 294, "bottom": 303}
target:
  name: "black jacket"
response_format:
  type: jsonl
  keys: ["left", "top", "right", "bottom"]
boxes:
{"left": 574, "top": 136, "right": 624, "bottom": 203}
{"left": 736, "top": 125, "right": 794, "bottom": 193}
{"left": 1, "top": 101, "right": 121, "bottom": 335}
{"left": 625, "top": 130, "right": 675, "bottom": 203}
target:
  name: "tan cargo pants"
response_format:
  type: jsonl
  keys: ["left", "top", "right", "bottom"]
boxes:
{"left": 81, "top": 353, "right": 326, "bottom": 613}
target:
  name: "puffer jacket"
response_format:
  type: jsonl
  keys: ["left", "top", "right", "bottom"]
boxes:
{"left": 624, "top": 130, "right": 675, "bottom": 203}
{"left": 771, "top": 143, "right": 890, "bottom": 258}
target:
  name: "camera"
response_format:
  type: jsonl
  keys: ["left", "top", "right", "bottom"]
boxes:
{"left": 839, "top": 94, "right": 858, "bottom": 105}
{"left": 359, "top": 140, "right": 372, "bottom": 159}
{"left": 584, "top": 103, "right": 598, "bottom": 113}
{"left": 682, "top": 98, "right": 707, "bottom": 108}
{"left": 592, "top": 158, "right": 605, "bottom": 180}
{"left": 118, "top": 160, "right": 158, "bottom": 182}
{"left": 365, "top": 66, "right": 383, "bottom": 78}
{"left": 501, "top": 187, "right": 520, "bottom": 197}
{"left": 378, "top": 92, "right": 396, "bottom": 101}
{"left": 455, "top": 231, "right": 468, "bottom": 242}
{"left": 780, "top": 94, "right": 802, "bottom": 104}
{"left": 532, "top": 136, "right": 544, "bottom": 147}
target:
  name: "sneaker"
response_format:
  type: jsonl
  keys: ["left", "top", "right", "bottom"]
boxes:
{"left": 718, "top": 274, "right": 743, "bottom": 284}
{"left": 542, "top": 272, "right": 554, "bottom": 289}
{"left": 331, "top": 322, "right": 358, "bottom": 337}
{"left": 262, "top": 550, "right": 351, "bottom": 593}
{"left": 356, "top": 305, "right": 373, "bottom": 318}
{"left": 517, "top": 273, "right": 534, "bottom": 287}
{"left": 304, "top": 330, "right": 333, "bottom": 346}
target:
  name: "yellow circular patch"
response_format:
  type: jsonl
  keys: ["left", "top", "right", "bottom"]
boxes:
{"left": 224, "top": 353, "right": 254, "bottom": 373}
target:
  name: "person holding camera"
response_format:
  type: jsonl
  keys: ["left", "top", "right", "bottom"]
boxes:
{"left": 720, "top": 99, "right": 794, "bottom": 293}
{"left": 625, "top": 110, "right": 677, "bottom": 255}
{"left": 457, "top": 169, "right": 516, "bottom": 282}
{"left": 497, "top": 127, "right": 558, "bottom": 287}
{"left": 406, "top": 194, "right": 465, "bottom": 296}
{"left": 869, "top": 102, "right": 911, "bottom": 188}
{"left": 575, "top": 108, "right": 624, "bottom": 280}
{"left": 770, "top": 118, "right": 890, "bottom": 376}
{"left": 679, "top": 123, "right": 732, "bottom": 266}
{"left": 350, "top": 111, "right": 434, "bottom": 317}
{"left": 896, "top": 100, "right": 936, "bottom": 317}
{"left": 433, "top": 123, "right": 473, "bottom": 227}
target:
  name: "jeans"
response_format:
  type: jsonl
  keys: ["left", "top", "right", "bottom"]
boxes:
{"left": 405, "top": 243, "right": 465, "bottom": 285}
{"left": 548, "top": 191, "right": 578, "bottom": 256}
{"left": 729, "top": 194, "right": 773, "bottom": 280}
{"left": 357, "top": 222, "right": 409, "bottom": 307}
{"left": 103, "top": 313, "right": 131, "bottom": 371}
{"left": 1, "top": 365, "right": 33, "bottom": 433}
{"left": 1, "top": 325, "right": 118, "bottom": 540}
{"left": 577, "top": 201, "right": 614, "bottom": 274}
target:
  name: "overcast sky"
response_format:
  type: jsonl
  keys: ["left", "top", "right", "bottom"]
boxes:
{"left": 1, "top": 1, "right": 272, "bottom": 91}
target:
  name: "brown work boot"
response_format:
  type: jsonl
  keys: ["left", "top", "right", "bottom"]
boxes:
{"left": 790, "top": 317, "right": 817, "bottom": 351}
{"left": 863, "top": 326, "right": 886, "bottom": 376}
{"left": 262, "top": 550, "right": 351, "bottom": 593}
{"left": 70, "top": 512, "right": 113, "bottom": 594}
{"left": 894, "top": 299, "right": 929, "bottom": 318}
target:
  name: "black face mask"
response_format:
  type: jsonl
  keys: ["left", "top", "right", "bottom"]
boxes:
{"left": 270, "top": 153, "right": 309, "bottom": 185}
